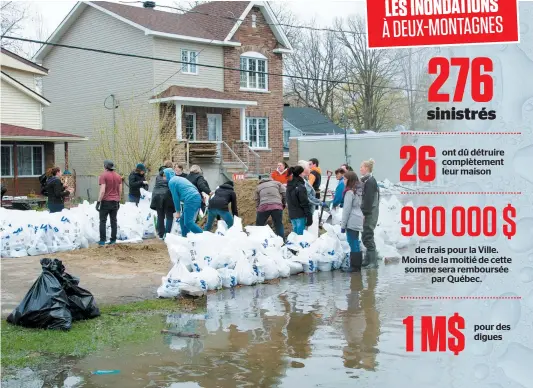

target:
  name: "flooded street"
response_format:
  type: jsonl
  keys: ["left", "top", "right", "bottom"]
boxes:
{"left": 41, "top": 263, "right": 453, "bottom": 388}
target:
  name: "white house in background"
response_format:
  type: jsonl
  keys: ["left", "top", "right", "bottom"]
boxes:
{"left": 0, "top": 48, "right": 86, "bottom": 196}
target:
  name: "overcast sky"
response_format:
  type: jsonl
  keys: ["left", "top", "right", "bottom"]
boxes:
{"left": 26, "top": 1, "right": 366, "bottom": 44}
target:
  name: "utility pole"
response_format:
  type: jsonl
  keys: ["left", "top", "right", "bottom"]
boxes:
{"left": 111, "top": 94, "right": 117, "bottom": 161}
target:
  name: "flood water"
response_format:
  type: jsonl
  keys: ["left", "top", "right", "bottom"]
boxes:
{"left": 44, "top": 263, "right": 457, "bottom": 388}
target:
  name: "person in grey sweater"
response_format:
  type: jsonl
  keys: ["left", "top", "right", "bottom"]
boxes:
{"left": 255, "top": 175, "right": 286, "bottom": 238}
{"left": 340, "top": 171, "right": 364, "bottom": 272}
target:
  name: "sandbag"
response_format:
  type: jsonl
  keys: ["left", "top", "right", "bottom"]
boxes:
{"left": 255, "top": 254, "right": 279, "bottom": 281}
{"left": 288, "top": 260, "right": 303, "bottom": 275}
{"left": 235, "top": 256, "right": 257, "bottom": 286}
{"left": 195, "top": 267, "right": 222, "bottom": 291}
{"left": 218, "top": 268, "right": 238, "bottom": 288}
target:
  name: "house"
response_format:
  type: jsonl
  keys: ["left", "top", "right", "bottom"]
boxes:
{"left": 283, "top": 106, "right": 343, "bottom": 156}
{"left": 35, "top": 1, "right": 293, "bottom": 198}
{"left": 0, "top": 48, "right": 86, "bottom": 196}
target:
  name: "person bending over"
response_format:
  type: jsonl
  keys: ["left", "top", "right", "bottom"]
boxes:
{"left": 204, "top": 180, "right": 238, "bottom": 231}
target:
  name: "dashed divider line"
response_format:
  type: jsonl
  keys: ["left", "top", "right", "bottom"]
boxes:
{"left": 399, "top": 192, "right": 522, "bottom": 195}
{"left": 400, "top": 132, "right": 522, "bottom": 135}
{"left": 401, "top": 296, "right": 522, "bottom": 300}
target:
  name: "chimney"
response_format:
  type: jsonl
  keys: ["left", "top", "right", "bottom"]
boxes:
{"left": 143, "top": 1, "right": 156, "bottom": 9}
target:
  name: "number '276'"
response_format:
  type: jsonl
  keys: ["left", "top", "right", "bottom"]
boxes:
{"left": 428, "top": 57, "right": 494, "bottom": 103}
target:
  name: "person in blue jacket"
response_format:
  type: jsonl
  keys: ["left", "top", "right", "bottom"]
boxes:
{"left": 332, "top": 168, "right": 346, "bottom": 209}
{"left": 163, "top": 168, "right": 203, "bottom": 237}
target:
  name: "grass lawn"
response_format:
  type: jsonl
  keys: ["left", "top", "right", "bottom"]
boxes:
{"left": 1, "top": 297, "right": 206, "bottom": 370}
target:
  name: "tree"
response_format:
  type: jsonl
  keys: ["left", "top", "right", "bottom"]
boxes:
{"left": 284, "top": 24, "right": 344, "bottom": 122}
{"left": 335, "top": 16, "right": 402, "bottom": 131}
{"left": 1, "top": 1, "right": 28, "bottom": 53}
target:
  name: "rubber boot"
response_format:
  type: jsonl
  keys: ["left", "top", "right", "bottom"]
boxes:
{"left": 363, "top": 250, "right": 378, "bottom": 269}
{"left": 352, "top": 251, "right": 363, "bottom": 272}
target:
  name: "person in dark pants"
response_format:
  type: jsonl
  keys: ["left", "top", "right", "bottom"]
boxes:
{"left": 286, "top": 166, "right": 312, "bottom": 235}
{"left": 128, "top": 163, "right": 148, "bottom": 205}
{"left": 340, "top": 171, "right": 364, "bottom": 272}
{"left": 97, "top": 160, "right": 122, "bottom": 246}
{"left": 360, "top": 158, "right": 380, "bottom": 268}
{"left": 255, "top": 174, "right": 286, "bottom": 238}
{"left": 151, "top": 166, "right": 176, "bottom": 239}
{"left": 45, "top": 167, "right": 73, "bottom": 213}
{"left": 204, "top": 180, "right": 238, "bottom": 231}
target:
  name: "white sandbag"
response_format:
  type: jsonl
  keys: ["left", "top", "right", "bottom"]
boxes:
{"left": 234, "top": 256, "right": 257, "bottom": 286}
{"left": 293, "top": 249, "right": 318, "bottom": 274}
{"left": 1, "top": 224, "right": 29, "bottom": 258}
{"left": 157, "top": 262, "right": 196, "bottom": 298}
{"left": 157, "top": 277, "right": 181, "bottom": 298}
{"left": 215, "top": 220, "right": 228, "bottom": 236}
{"left": 218, "top": 267, "right": 238, "bottom": 288}
{"left": 254, "top": 254, "right": 279, "bottom": 280}
{"left": 195, "top": 267, "right": 222, "bottom": 291}
{"left": 331, "top": 207, "right": 343, "bottom": 226}
{"left": 26, "top": 225, "right": 49, "bottom": 256}
{"left": 288, "top": 260, "right": 303, "bottom": 275}
{"left": 165, "top": 234, "right": 192, "bottom": 267}
{"left": 273, "top": 256, "right": 291, "bottom": 278}
{"left": 307, "top": 211, "right": 319, "bottom": 240}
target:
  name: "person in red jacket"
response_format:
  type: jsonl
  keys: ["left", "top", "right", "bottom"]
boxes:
{"left": 271, "top": 161, "right": 289, "bottom": 185}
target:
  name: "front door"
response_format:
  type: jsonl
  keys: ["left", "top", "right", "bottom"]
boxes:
{"left": 207, "top": 114, "right": 222, "bottom": 155}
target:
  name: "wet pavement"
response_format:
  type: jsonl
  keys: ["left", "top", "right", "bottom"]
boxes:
{"left": 32, "top": 262, "right": 448, "bottom": 388}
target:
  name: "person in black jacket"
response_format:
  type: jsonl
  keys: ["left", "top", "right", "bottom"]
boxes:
{"left": 186, "top": 165, "right": 212, "bottom": 212}
{"left": 128, "top": 163, "right": 149, "bottom": 205}
{"left": 286, "top": 166, "right": 312, "bottom": 235}
{"left": 45, "top": 167, "right": 72, "bottom": 213}
{"left": 203, "top": 180, "right": 238, "bottom": 231}
{"left": 359, "top": 158, "right": 380, "bottom": 269}
{"left": 150, "top": 165, "right": 176, "bottom": 239}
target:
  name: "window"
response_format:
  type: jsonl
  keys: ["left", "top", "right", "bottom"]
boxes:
{"left": 252, "top": 14, "right": 257, "bottom": 28}
{"left": 17, "top": 145, "right": 44, "bottom": 177}
{"left": 240, "top": 53, "right": 267, "bottom": 91}
{"left": 283, "top": 129, "right": 290, "bottom": 149}
{"left": 185, "top": 113, "right": 196, "bottom": 140}
{"left": 1, "top": 145, "right": 13, "bottom": 177}
{"left": 246, "top": 118, "right": 268, "bottom": 149}
{"left": 181, "top": 49, "right": 198, "bottom": 74}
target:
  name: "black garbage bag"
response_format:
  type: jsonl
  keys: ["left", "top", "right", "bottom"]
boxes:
{"left": 6, "top": 259, "right": 72, "bottom": 330}
{"left": 7, "top": 258, "right": 100, "bottom": 330}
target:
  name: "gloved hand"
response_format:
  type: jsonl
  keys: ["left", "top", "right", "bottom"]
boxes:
{"left": 143, "top": 181, "right": 148, "bottom": 185}
{"left": 322, "top": 202, "right": 328, "bottom": 207}
{"left": 95, "top": 201, "right": 101, "bottom": 211}
{"left": 306, "top": 214, "right": 313, "bottom": 227}
{"left": 341, "top": 228, "right": 346, "bottom": 233}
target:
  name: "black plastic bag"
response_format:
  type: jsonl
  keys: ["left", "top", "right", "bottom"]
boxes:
{"left": 7, "top": 258, "right": 100, "bottom": 330}
{"left": 7, "top": 259, "right": 72, "bottom": 330}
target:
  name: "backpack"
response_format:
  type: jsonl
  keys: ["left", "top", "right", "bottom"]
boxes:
{"left": 39, "top": 174, "right": 48, "bottom": 196}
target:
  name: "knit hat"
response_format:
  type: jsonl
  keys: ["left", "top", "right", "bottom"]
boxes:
{"left": 136, "top": 163, "right": 146, "bottom": 172}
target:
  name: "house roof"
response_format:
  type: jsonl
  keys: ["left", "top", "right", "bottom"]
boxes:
{"left": 1, "top": 123, "right": 87, "bottom": 142}
{"left": 150, "top": 85, "right": 257, "bottom": 108}
{"left": 1, "top": 48, "right": 49, "bottom": 74}
{"left": 35, "top": 1, "right": 293, "bottom": 61}
{"left": 1, "top": 71, "right": 51, "bottom": 106}
{"left": 283, "top": 107, "right": 342, "bottom": 135}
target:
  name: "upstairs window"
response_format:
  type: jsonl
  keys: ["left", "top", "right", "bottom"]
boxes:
{"left": 240, "top": 52, "right": 267, "bottom": 91}
{"left": 252, "top": 14, "right": 257, "bottom": 28}
{"left": 181, "top": 49, "right": 198, "bottom": 74}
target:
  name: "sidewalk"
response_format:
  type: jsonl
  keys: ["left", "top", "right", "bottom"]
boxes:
{"left": 1, "top": 240, "right": 171, "bottom": 317}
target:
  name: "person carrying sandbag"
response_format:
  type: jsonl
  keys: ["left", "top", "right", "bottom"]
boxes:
{"left": 340, "top": 171, "right": 364, "bottom": 272}
{"left": 164, "top": 168, "right": 203, "bottom": 237}
{"left": 203, "top": 180, "right": 238, "bottom": 231}
{"left": 286, "top": 166, "right": 312, "bottom": 235}
{"left": 45, "top": 167, "right": 74, "bottom": 213}
{"left": 151, "top": 164, "right": 176, "bottom": 239}
{"left": 128, "top": 163, "right": 149, "bottom": 205}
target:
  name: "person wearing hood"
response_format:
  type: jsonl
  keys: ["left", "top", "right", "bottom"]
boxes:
{"left": 297, "top": 160, "right": 323, "bottom": 209}
{"left": 164, "top": 168, "right": 203, "bottom": 237}
{"left": 286, "top": 166, "right": 312, "bottom": 235}
{"left": 340, "top": 171, "right": 364, "bottom": 272}
{"left": 360, "top": 158, "right": 380, "bottom": 269}
{"left": 255, "top": 174, "right": 286, "bottom": 238}
{"left": 151, "top": 164, "right": 176, "bottom": 239}
{"left": 308, "top": 158, "right": 322, "bottom": 199}
{"left": 204, "top": 180, "right": 238, "bottom": 231}
{"left": 271, "top": 161, "right": 289, "bottom": 185}
{"left": 45, "top": 167, "right": 73, "bottom": 213}
{"left": 128, "top": 163, "right": 149, "bottom": 205}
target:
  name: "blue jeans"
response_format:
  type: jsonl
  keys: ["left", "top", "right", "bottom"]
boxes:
{"left": 291, "top": 218, "right": 306, "bottom": 235}
{"left": 346, "top": 229, "right": 361, "bottom": 253}
{"left": 48, "top": 202, "right": 64, "bottom": 213}
{"left": 128, "top": 194, "right": 140, "bottom": 205}
{"left": 204, "top": 208, "right": 234, "bottom": 231}
{"left": 179, "top": 196, "right": 203, "bottom": 237}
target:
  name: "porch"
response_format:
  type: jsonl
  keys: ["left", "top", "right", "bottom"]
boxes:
{"left": 150, "top": 86, "right": 264, "bottom": 176}
{"left": 0, "top": 123, "right": 87, "bottom": 197}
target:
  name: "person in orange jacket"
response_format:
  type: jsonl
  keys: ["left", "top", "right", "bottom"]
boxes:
{"left": 308, "top": 158, "right": 322, "bottom": 199}
{"left": 271, "top": 161, "right": 289, "bottom": 185}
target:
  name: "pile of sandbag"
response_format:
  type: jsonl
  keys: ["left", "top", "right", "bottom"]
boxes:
{"left": 1, "top": 189, "right": 157, "bottom": 258}
{"left": 157, "top": 217, "right": 351, "bottom": 298}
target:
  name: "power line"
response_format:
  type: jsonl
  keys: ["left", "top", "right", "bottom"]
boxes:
{"left": 1, "top": 36, "right": 429, "bottom": 94}
{"left": 119, "top": 1, "right": 366, "bottom": 35}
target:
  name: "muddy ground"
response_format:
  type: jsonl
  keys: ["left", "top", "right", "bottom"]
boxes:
{"left": 1, "top": 240, "right": 171, "bottom": 317}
